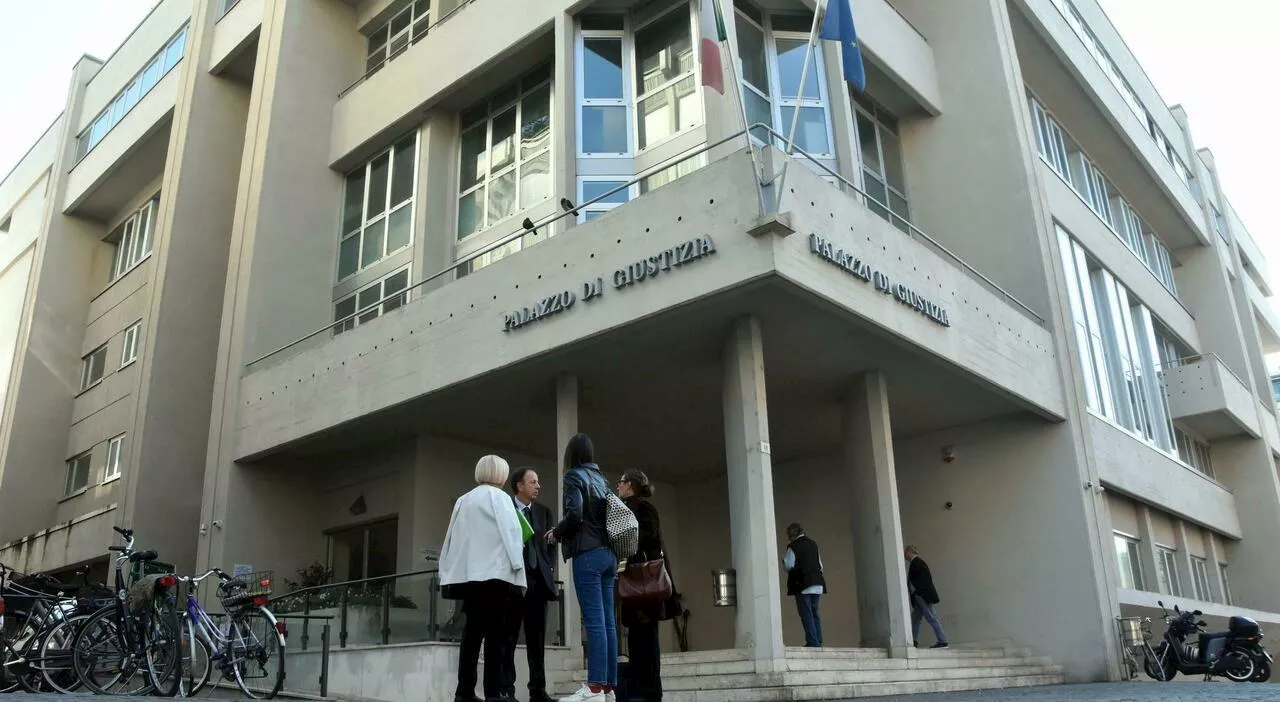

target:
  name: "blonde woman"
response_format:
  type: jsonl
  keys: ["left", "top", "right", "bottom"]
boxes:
{"left": 440, "top": 455, "right": 527, "bottom": 702}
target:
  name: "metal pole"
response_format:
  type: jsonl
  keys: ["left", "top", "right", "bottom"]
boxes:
{"left": 319, "top": 623, "right": 330, "bottom": 698}
{"left": 785, "top": 0, "right": 825, "bottom": 155}
{"left": 380, "top": 581, "right": 391, "bottom": 645}
{"left": 339, "top": 588, "right": 349, "bottom": 648}
{"left": 301, "top": 593, "right": 311, "bottom": 651}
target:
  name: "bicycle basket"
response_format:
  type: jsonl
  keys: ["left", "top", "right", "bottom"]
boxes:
{"left": 218, "top": 570, "right": 274, "bottom": 609}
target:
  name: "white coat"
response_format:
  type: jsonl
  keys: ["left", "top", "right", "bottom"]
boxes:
{"left": 439, "top": 484, "right": 526, "bottom": 590}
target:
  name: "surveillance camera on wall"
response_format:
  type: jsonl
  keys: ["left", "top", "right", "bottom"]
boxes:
{"left": 941, "top": 446, "right": 956, "bottom": 463}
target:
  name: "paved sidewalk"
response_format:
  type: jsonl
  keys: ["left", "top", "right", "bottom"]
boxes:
{"left": 860, "top": 682, "right": 1280, "bottom": 701}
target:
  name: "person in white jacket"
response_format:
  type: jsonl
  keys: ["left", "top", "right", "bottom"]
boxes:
{"left": 440, "top": 455, "right": 528, "bottom": 702}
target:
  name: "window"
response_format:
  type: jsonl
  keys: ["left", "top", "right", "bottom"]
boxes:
{"left": 333, "top": 268, "right": 411, "bottom": 335}
{"left": 104, "top": 435, "right": 124, "bottom": 482}
{"left": 77, "top": 27, "right": 188, "bottom": 159}
{"left": 0, "top": 214, "right": 10, "bottom": 233}
{"left": 854, "top": 93, "right": 908, "bottom": 230}
{"left": 327, "top": 518, "right": 399, "bottom": 582}
{"left": 1046, "top": 0, "right": 1191, "bottom": 192}
{"left": 1115, "top": 534, "right": 1144, "bottom": 590}
{"left": 65, "top": 453, "right": 92, "bottom": 496}
{"left": 1220, "top": 564, "right": 1232, "bottom": 605}
{"left": 576, "top": 2, "right": 702, "bottom": 159}
{"left": 1059, "top": 229, "right": 1175, "bottom": 453}
{"left": 1154, "top": 547, "right": 1180, "bottom": 596}
{"left": 1030, "top": 98, "right": 1071, "bottom": 182}
{"left": 340, "top": 133, "right": 418, "bottom": 280}
{"left": 80, "top": 345, "right": 107, "bottom": 391}
{"left": 1173, "top": 427, "right": 1213, "bottom": 477}
{"left": 578, "top": 178, "right": 635, "bottom": 222}
{"left": 635, "top": 6, "right": 699, "bottom": 151}
{"left": 110, "top": 195, "right": 159, "bottom": 281}
{"left": 734, "top": 4, "right": 834, "bottom": 158}
{"left": 1211, "top": 205, "right": 1229, "bottom": 246}
{"left": 457, "top": 66, "right": 552, "bottom": 239}
{"left": 120, "top": 322, "right": 141, "bottom": 368}
{"left": 366, "top": 0, "right": 430, "bottom": 75}
{"left": 1190, "top": 556, "right": 1211, "bottom": 601}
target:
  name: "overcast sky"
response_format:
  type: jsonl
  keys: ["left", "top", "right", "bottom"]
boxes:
{"left": 0, "top": 1, "right": 1274, "bottom": 286}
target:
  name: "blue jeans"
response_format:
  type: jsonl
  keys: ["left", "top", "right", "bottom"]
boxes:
{"left": 795, "top": 594, "right": 823, "bottom": 647}
{"left": 911, "top": 594, "right": 947, "bottom": 645}
{"left": 573, "top": 547, "right": 618, "bottom": 686}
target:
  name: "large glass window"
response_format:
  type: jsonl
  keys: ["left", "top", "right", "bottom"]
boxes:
{"left": 1115, "top": 534, "right": 1144, "bottom": 590}
{"left": 853, "top": 93, "right": 908, "bottom": 229}
{"left": 110, "top": 195, "right": 159, "bottom": 282}
{"left": 366, "top": 0, "right": 430, "bottom": 75}
{"left": 1155, "top": 547, "right": 1180, "bottom": 596}
{"left": 635, "top": 7, "right": 698, "bottom": 151}
{"left": 340, "top": 133, "right": 417, "bottom": 281}
{"left": 457, "top": 65, "right": 552, "bottom": 239}
{"left": 81, "top": 345, "right": 107, "bottom": 391}
{"left": 333, "top": 268, "right": 411, "bottom": 335}
{"left": 1059, "top": 229, "right": 1176, "bottom": 453}
{"left": 65, "top": 453, "right": 92, "bottom": 497}
{"left": 734, "top": 3, "right": 834, "bottom": 159}
{"left": 77, "top": 27, "right": 189, "bottom": 159}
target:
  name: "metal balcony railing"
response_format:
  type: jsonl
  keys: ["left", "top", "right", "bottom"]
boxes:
{"left": 246, "top": 124, "right": 1044, "bottom": 368}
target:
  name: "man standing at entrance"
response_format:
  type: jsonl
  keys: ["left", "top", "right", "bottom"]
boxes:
{"left": 505, "top": 467, "right": 558, "bottom": 702}
{"left": 783, "top": 523, "right": 826, "bottom": 648}
{"left": 905, "top": 545, "right": 948, "bottom": 649}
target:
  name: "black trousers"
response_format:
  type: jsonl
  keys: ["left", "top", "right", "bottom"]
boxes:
{"left": 625, "top": 618, "right": 662, "bottom": 701}
{"left": 503, "top": 581, "right": 552, "bottom": 697}
{"left": 456, "top": 581, "right": 523, "bottom": 700}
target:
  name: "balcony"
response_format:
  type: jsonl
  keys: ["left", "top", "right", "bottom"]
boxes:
{"left": 1244, "top": 272, "right": 1280, "bottom": 354}
{"left": 1162, "top": 354, "right": 1260, "bottom": 440}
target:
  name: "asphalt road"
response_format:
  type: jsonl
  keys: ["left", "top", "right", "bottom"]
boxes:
{"left": 858, "top": 682, "right": 1280, "bottom": 701}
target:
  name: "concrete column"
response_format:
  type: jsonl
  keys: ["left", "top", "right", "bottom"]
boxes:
{"left": 1205, "top": 531, "right": 1228, "bottom": 604}
{"left": 1134, "top": 506, "right": 1161, "bottom": 595}
{"left": 551, "top": 12, "right": 576, "bottom": 238}
{"left": 844, "top": 372, "right": 913, "bottom": 653}
{"left": 555, "top": 374, "right": 581, "bottom": 648}
{"left": 1172, "top": 521, "right": 1198, "bottom": 602}
{"left": 722, "top": 315, "right": 785, "bottom": 665}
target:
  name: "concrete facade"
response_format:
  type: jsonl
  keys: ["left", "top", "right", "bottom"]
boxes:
{"left": 1, "top": 0, "right": 1278, "bottom": 698}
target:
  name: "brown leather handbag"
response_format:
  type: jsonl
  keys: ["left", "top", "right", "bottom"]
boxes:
{"left": 617, "top": 555, "right": 673, "bottom": 606}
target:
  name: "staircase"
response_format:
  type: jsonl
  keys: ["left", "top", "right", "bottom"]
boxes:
{"left": 554, "top": 643, "right": 1065, "bottom": 701}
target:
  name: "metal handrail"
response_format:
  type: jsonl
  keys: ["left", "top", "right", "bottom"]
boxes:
{"left": 338, "top": 0, "right": 481, "bottom": 99}
{"left": 246, "top": 123, "right": 1046, "bottom": 368}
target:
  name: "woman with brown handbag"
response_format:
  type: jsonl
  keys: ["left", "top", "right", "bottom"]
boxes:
{"left": 616, "top": 470, "right": 673, "bottom": 702}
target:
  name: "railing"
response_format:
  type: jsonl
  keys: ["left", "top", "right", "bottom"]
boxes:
{"left": 221, "top": 0, "right": 242, "bottom": 16}
{"left": 1164, "top": 353, "right": 1249, "bottom": 392}
{"left": 246, "top": 124, "right": 1044, "bottom": 369}
{"left": 211, "top": 611, "right": 333, "bottom": 697}
{"left": 338, "top": 0, "right": 482, "bottom": 99}
{"left": 269, "top": 569, "right": 566, "bottom": 650}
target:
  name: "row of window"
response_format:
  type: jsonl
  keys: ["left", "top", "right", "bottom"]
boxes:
{"left": 340, "top": 135, "right": 416, "bottom": 282}
{"left": 65, "top": 434, "right": 125, "bottom": 497}
{"left": 77, "top": 27, "right": 188, "bottom": 160}
{"left": 1031, "top": 97, "right": 1177, "bottom": 295}
{"left": 1047, "top": 0, "right": 1193, "bottom": 191}
{"left": 1115, "top": 533, "right": 1230, "bottom": 605}
{"left": 110, "top": 195, "right": 159, "bottom": 282}
{"left": 1059, "top": 229, "right": 1215, "bottom": 475}
{"left": 80, "top": 321, "right": 142, "bottom": 392}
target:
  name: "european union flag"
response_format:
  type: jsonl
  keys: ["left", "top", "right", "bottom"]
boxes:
{"left": 820, "top": 0, "right": 866, "bottom": 92}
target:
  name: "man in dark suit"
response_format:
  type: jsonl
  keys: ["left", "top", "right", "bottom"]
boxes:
{"left": 504, "top": 467, "right": 558, "bottom": 702}
{"left": 905, "top": 545, "right": 948, "bottom": 649}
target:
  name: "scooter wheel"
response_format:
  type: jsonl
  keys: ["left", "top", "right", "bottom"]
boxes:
{"left": 1222, "top": 650, "right": 1256, "bottom": 682}
{"left": 1251, "top": 659, "right": 1271, "bottom": 683}
{"left": 1144, "top": 650, "right": 1174, "bottom": 681}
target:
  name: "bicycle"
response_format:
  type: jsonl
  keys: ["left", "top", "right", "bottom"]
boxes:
{"left": 176, "top": 567, "right": 286, "bottom": 699}
{"left": 70, "top": 526, "right": 182, "bottom": 696}
{"left": 0, "top": 565, "right": 100, "bottom": 693}
{"left": 1116, "top": 615, "right": 1162, "bottom": 681}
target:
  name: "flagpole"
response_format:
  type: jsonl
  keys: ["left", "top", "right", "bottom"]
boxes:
{"left": 785, "top": 0, "right": 825, "bottom": 155}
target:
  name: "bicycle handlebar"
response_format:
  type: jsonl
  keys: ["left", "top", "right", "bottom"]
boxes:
{"left": 177, "top": 568, "right": 225, "bottom": 584}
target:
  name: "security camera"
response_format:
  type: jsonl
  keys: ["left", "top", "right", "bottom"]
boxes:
{"left": 941, "top": 446, "right": 956, "bottom": 463}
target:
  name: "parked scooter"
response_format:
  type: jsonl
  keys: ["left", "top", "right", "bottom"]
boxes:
{"left": 1145, "top": 601, "right": 1256, "bottom": 682}
{"left": 1227, "top": 615, "right": 1272, "bottom": 682}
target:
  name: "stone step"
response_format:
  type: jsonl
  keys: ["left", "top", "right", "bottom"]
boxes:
{"left": 783, "top": 655, "right": 1055, "bottom": 672}
{"left": 657, "top": 673, "right": 1064, "bottom": 702}
{"left": 559, "top": 648, "right": 751, "bottom": 670}
{"left": 562, "top": 664, "right": 1065, "bottom": 689}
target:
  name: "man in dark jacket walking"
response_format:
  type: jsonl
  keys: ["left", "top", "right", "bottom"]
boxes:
{"left": 905, "top": 545, "right": 948, "bottom": 649}
{"left": 784, "top": 523, "right": 826, "bottom": 647}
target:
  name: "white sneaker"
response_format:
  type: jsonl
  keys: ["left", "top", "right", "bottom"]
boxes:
{"left": 605, "top": 691, "right": 616, "bottom": 702}
{"left": 559, "top": 685, "right": 605, "bottom": 702}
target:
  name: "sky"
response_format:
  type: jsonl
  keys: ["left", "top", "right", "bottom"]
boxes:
{"left": 0, "top": 2, "right": 1274, "bottom": 281}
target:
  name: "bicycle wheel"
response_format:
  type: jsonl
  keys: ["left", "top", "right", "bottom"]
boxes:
{"left": 227, "top": 610, "right": 284, "bottom": 699}
{"left": 72, "top": 605, "right": 153, "bottom": 695}
{"left": 37, "top": 613, "right": 91, "bottom": 694}
{"left": 145, "top": 593, "right": 182, "bottom": 697}
{"left": 179, "top": 619, "right": 212, "bottom": 697}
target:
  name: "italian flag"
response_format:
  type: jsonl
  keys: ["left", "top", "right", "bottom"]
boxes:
{"left": 699, "top": 0, "right": 729, "bottom": 94}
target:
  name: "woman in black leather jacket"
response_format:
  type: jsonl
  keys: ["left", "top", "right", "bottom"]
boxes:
{"left": 546, "top": 434, "right": 616, "bottom": 702}
{"left": 617, "top": 470, "right": 672, "bottom": 702}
